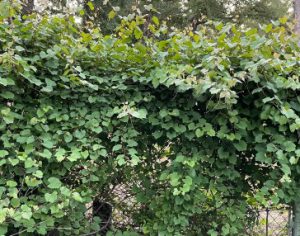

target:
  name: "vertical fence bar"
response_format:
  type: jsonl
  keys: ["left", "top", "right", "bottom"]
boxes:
{"left": 288, "top": 208, "right": 293, "bottom": 236}
{"left": 266, "top": 208, "right": 269, "bottom": 236}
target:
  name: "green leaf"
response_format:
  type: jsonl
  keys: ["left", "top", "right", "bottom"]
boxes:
{"left": 283, "top": 141, "right": 296, "bottom": 152}
{"left": 48, "top": 177, "right": 62, "bottom": 189}
{"left": 113, "top": 144, "right": 122, "bottom": 152}
{"left": 11, "top": 198, "right": 20, "bottom": 208}
{"left": 290, "top": 156, "right": 298, "bottom": 165}
{"left": 131, "top": 109, "right": 147, "bottom": 119}
{"left": 60, "top": 187, "right": 71, "bottom": 196}
{"left": 72, "top": 192, "right": 83, "bottom": 202}
{"left": 7, "top": 180, "right": 17, "bottom": 187}
{"left": 233, "top": 140, "right": 247, "bottom": 151}
{"left": 33, "top": 170, "right": 43, "bottom": 178}
{"left": 0, "top": 77, "right": 15, "bottom": 86}
{"left": 25, "top": 176, "right": 41, "bottom": 187}
{"left": 0, "top": 211, "right": 6, "bottom": 224}
{"left": 117, "top": 154, "right": 126, "bottom": 166}
{"left": 74, "top": 130, "right": 86, "bottom": 139}
{"left": 127, "top": 140, "right": 138, "bottom": 147}
{"left": 64, "top": 132, "right": 73, "bottom": 143}
{"left": 130, "top": 155, "right": 140, "bottom": 166}
{"left": 182, "top": 176, "right": 193, "bottom": 194}
{"left": 144, "top": 4, "right": 153, "bottom": 11}
{"left": 39, "top": 149, "right": 52, "bottom": 159}
{"left": 0, "top": 150, "right": 8, "bottom": 157}
{"left": 282, "top": 164, "right": 291, "bottom": 175}
{"left": 42, "top": 139, "right": 54, "bottom": 149}
{"left": 0, "top": 225, "right": 8, "bottom": 235}
{"left": 159, "top": 109, "right": 168, "bottom": 118}
{"left": 15, "top": 45, "right": 25, "bottom": 51}
{"left": 169, "top": 173, "right": 180, "bottom": 187}
{"left": 99, "top": 149, "right": 108, "bottom": 157}
{"left": 207, "top": 129, "right": 215, "bottom": 137}
{"left": 134, "top": 28, "right": 143, "bottom": 39}
{"left": 195, "top": 129, "right": 204, "bottom": 138}
{"left": 256, "top": 151, "right": 267, "bottom": 163}
{"left": 45, "top": 192, "right": 58, "bottom": 203}
{"left": 55, "top": 148, "right": 66, "bottom": 162}
{"left": 9, "top": 158, "right": 19, "bottom": 166}
{"left": 67, "top": 149, "right": 81, "bottom": 162}
{"left": 0, "top": 91, "right": 14, "bottom": 99}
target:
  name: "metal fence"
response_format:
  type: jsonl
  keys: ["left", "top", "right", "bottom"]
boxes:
{"left": 247, "top": 207, "right": 292, "bottom": 236}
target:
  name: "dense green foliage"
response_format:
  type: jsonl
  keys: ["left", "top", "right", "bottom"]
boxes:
{"left": 1, "top": 5, "right": 300, "bottom": 236}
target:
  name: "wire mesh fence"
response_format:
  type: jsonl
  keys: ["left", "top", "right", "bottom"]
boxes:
{"left": 247, "top": 206, "right": 292, "bottom": 236}
{"left": 86, "top": 195, "right": 294, "bottom": 236}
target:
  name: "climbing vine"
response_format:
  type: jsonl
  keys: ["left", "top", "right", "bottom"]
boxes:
{"left": 0, "top": 4, "right": 299, "bottom": 235}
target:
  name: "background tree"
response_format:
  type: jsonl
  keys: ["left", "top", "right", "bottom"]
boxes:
{"left": 21, "top": 0, "right": 292, "bottom": 33}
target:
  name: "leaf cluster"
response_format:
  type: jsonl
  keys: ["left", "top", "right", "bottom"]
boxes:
{"left": 0, "top": 9, "right": 299, "bottom": 236}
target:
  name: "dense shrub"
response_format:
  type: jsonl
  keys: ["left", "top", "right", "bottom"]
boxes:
{"left": 0, "top": 7, "right": 300, "bottom": 235}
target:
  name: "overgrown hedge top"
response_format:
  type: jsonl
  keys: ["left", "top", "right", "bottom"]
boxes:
{"left": 1, "top": 12, "right": 300, "bottom": 235}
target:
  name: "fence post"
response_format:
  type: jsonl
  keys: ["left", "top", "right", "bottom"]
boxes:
{"left": 289, "top": 208, "right": 292, "bottom": 236}
{"left": 266, "top": 208, "right": 269, "bottom": 236}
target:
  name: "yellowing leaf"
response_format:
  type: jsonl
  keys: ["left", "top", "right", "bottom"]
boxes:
{"left": 279, "top": 16, "right": 287, "bottom": 24}
{"left": 108, "top": 10, "right": 116, "bottom": 20}
{"left": 79, "top": 9, "right": 85, "bottom": 16}
{"left": 87, "top": 1, "right": 94, "bottom": 11}
{"left": 134, "top": 28, "right": 143, "bottom": 39}
{"left": 152, "top": 16, "right": 159, "bottom": 26}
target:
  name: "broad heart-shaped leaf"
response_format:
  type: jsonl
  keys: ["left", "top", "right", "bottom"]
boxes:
{"left": 0, "top": 91, "right": 14, "bottom": 99}
{"left": 0, "top": 225, "right": 8, "bottom": 235}
{"left": 181, "top": 176, "right": 193, "bottom": 194}
{"left": 233, "top": 140, "right": 247, "bottom": 151}
{"left": 11, "top": 198, "right": 20, "bottom": 208}
{"left": 281, "top": 164, "right": 291, "bottom": 175}
{"left": 55, "top": 148, "right": 66, "bottom": 162}
{"left": 283, "top": 141, "right": 296, "bottom": 152}
{"left": 74, "top": 129, "right": 86, "bottom": 139}
{"left": 33, "top": 170, "right": 43, "bottom": 178}
{"left": 47, "top": 177, "right": 62, "bottom": 189}
{"left": 112, "top": 144, "right": 122, "bottom": 152}
{"left": 131, "top": 109, "right": 147, "bottom": 119}
{"left": 7, "top": 180, "right": 17, "bottom": 187}
{"left": 42, "top": 139, "right": 54, "bottom": 149}
{"left": 45, "top": 191, "right": 58, "bottom": 203}
{"left": 67, "top": 149, "right": 81, "bottom": 162}
{"left": 0, "top": 77, "right": 15, "bottom": 86}
{"left": 195, "top": 128, "right": 204, "bottom": 138}
{"left": 169, "top": 173, "right": 180, "bottom": 187}
{"left": 116, "top": 154, "right": 126, "bottom": 166}
{"left": 72, "top": 192, "right": 83, "bottom": 202}
{"left": 64, "top": 132, "right": 73, "bottom": 143}
{"left": 0, "top": 150, "right": 8, "bottom": 158}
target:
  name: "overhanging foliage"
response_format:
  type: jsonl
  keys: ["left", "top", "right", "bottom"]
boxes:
{"left": 0, "top": 10, "right": 300, "bottom": 236}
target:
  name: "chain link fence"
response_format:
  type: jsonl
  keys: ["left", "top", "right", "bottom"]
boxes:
{"left": 247, "top": 207, "right": 292, "bottom": 236}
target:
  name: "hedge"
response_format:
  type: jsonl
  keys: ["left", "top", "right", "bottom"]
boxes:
{"left": 0, "top": 6, "right": 300, "bottom": 236}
